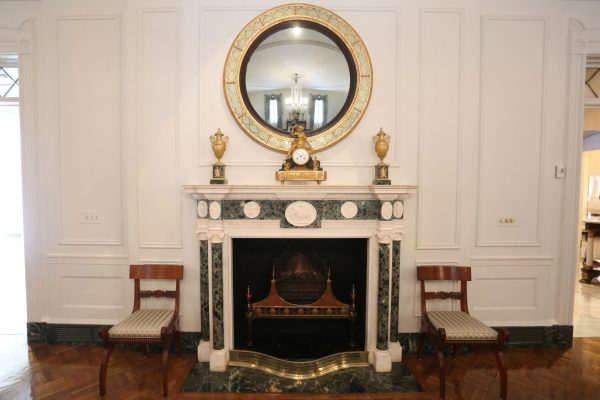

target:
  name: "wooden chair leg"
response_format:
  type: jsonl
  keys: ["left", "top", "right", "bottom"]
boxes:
{"left": 436, "top": 347, "right": 446, "bottom": 400}
{"left": 99, "top": 343, "right": 115, "bottom": 396}
{"left": 417, "top": 331, "right": 426, "bottom": 360}
{"left": 494, "top": 349, "right": 508, "bottom": 400}
{"left": 162, "top": 340, "right": 171, "bottom": 397}
{"left": 175, "top": 330, "right": 183, "bottom": 357}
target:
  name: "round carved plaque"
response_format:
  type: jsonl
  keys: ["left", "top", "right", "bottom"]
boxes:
{"left": 393, "top": 201, "right": 404, "bottom": 219}
{"left": 381, "top": 201, "right": 393, "bottom": 220}
{"left": 197, "top": 201, "right": 208, "bottom": 218}
{"left": 340, "top": 201, "right": 358, "bottom": 219}
{"left": 284, "top": 201, "right": 317, "bottom": 227}
{"left": 243, "top": 201, "right": 261, "bottom": 219}
{"left": 209, "top": 201, "right": 221, "bottom": 220}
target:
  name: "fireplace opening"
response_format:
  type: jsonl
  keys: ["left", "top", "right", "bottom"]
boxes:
{"left": 232, "top": 238, "right": 367, "bottom": 360}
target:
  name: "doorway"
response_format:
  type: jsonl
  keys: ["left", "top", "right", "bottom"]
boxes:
{"left": 574, "top": 57, "right": 600, "bottom": 337}
{"left": 0, "top": 57, "right": 27, "bottom": 335}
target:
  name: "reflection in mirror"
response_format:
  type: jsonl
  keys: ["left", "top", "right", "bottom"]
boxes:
{"left": 244, "top": 25, "right": 351, "bottom": 134}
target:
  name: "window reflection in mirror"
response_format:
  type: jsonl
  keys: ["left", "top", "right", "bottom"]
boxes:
{"left": 243, "top": 23, "right": 352, "bottom": 135}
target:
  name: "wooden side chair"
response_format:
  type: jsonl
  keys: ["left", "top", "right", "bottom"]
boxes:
{"left": 417, "top": 265, "right": 509, "bottom": 400}
{"left": 99, "top": 264, "right": 183, "bottom": 397}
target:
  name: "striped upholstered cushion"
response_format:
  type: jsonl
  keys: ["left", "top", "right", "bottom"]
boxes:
{"left": 427, "top": 311, "right": 498, "bottom": 340}
{"left": 109, "top": 309, "right": 174, "bottom": 338}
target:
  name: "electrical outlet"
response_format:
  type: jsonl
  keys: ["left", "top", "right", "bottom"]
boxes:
{"left": 498, "top": 217, "right": 518, "bottom": 227}
{"left": 79, "top": 211, "right": 101, "bottom": 224}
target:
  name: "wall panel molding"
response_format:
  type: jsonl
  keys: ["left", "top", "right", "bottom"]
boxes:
{"left": 138, "top": 258, "right": 183, "bottom": 264}
{"left": 47, "top": 259, "right": 129, "bottom": 321}
{"left": 416, "top": 8, "right": 463, "bottom": 249}
{"left": 137, "top": 8, "right": 183, "bottom": 249}
{"left": 475, "top": 16, "right": 547, "bottom": 247}
{"left": 469, "top": 256, "right": 553, "bottom": 322}
{"left": 45, "top": 254, "right": 128, "bottom": 264}
{"left": 55, "top": 15, "right": 124, "bottom": 247}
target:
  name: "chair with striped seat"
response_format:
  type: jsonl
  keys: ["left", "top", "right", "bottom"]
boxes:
{"left": 417, "top": 265, "right": 509, "bottom": 400}
{"left": 99, "top": 264, "right": 183, "bottom": 397}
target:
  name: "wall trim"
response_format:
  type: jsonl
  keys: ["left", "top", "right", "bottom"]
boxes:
{"left": 55, "top": 15, "right": 124, "bottom": 247}
{"left": 136, "top": 8, "right": 183, "bottom": 249}
{"left": 416, "top": 7, "right": 464, "bottom": 250}
{"left": 475, "top": 15, "right": 548, "bottom": 248}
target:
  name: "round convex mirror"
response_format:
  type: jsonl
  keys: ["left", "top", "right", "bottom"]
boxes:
{"left": 242, "top": 21, "right": 354, "bottom": 137}
{"left": 223, "top": 4, "right": 372, "bottom": 153}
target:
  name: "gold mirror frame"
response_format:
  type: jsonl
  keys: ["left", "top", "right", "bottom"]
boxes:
{"left": 223, "top": 3, "right": 373, "bottom": 153}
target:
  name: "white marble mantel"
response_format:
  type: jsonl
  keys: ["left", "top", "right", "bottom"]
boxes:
{"left": 183, "top": 184, "right": 418, "bottom": 201}
{"left": 184, "top": 184, "right": 417, "bottom": 373}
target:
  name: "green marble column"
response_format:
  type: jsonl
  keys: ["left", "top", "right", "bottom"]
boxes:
{"left": 200, "top": 240, "right": 209, "bottom": 341}
{"left": 377, "top": 242, "right": 390, "bottom": 351}
{"left": 211, "top": 242, "right": 224, "bottom": 350}
{"left": 390, "top": 240, "right": 401, "bottom": 342}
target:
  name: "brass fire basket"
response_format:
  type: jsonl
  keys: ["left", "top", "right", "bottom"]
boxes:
{"left": 245, "top": 268, "right": 357, "bottom": 349}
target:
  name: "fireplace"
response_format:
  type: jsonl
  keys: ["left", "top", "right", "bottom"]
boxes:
{"left": 232, "top": 238, "right": 367, "bottom": 359}
{"left": 184, "top": 184, "right": 417, "bottom": 373}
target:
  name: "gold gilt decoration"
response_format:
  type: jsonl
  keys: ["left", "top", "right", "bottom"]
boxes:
{"left": 209, "top": 128, "right": 229, "bottom": 184}
{"left": 228, "top": 350, "right": 369, "bottom": 380}
{"left": 223, "top": 3, "right": 373, "bottom": 153}
{"left": 372, "top": 128, "right": 391, "bottom": 185}
{"left": 276, "top": 125, "right": 327, "bottom": 183}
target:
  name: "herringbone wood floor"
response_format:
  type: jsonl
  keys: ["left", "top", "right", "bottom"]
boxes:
{"left": 1, "top": 335, "right": 599, "bottom": 399}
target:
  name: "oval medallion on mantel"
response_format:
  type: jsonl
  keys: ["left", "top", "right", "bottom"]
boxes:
{"left": 243, "top": 201, "right": 261, "bottom": 219}
{"left": 284, "top": 201, "right": 317, "bottom": 227}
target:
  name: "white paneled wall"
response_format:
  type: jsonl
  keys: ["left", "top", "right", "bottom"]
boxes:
{"left": 477, "top": 17, "right": 546, "bottom": 247}
{"left": 417, "top": 9, "right": 462, "bottom": 250}
{"left": 1, "top": 0, "right": 599, "bottom": 333}
{"left": 137, "top": 9, "right": 182, "bottom": 249}
{"left": 57, "top": 16, "right": 122, "bottom": 246}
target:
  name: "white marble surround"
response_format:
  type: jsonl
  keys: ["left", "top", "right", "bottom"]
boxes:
{"left": 184, "top": 185, "right": 417, "bottom": 372}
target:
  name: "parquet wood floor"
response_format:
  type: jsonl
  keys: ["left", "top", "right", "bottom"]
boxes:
{"left": 1, "top": 334, "right": 600, "bottom": 400}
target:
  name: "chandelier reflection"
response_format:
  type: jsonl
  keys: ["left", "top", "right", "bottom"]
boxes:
{"left": 285, "top": 73, "right": 308, "bottom": 121}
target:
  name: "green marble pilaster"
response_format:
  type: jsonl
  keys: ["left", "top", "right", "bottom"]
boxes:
{"left": 377, "top": 242, "right": 390, "bottom": 351}
{"left": 389, "top": 240, "right": 401, "bottom": 342}
{"left": 200, "top": 240, "right": 209, "bottom": 341}
{"left": 211, "top": 242, "right": 224, "bottom": 350}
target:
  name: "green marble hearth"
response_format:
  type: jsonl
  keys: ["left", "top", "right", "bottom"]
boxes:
{"left": 182, "top": 362, "right": 421, "bottom": 394}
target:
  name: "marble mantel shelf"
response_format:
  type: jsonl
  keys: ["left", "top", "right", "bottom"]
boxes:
{"left": 183, "top": 184, "right": 418, "bottom": 201}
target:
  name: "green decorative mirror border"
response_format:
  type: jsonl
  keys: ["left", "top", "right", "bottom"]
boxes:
{"left": 223, "top": 3, "right": 373, "bottom": 153}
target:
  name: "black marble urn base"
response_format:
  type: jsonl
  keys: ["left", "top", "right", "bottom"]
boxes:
{"left": 182, "top": 362, "right": 421, "bottom": 394}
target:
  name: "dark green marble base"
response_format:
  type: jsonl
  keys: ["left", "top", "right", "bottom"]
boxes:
{"left": 27, "top": 322, "right": 48, "bottom": 343}
{"left": 27, "top": 322, "right": 201, "bottom": 352}
{"left": 182, "top": 363, "right": 421, "bottom": 394}
{"left": 397, "top": 324, "right": 574, "bottom": 354}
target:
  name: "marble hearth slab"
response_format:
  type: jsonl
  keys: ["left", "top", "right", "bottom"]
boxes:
{"left": 181, "top": 362, "right": 422, "bottom": 394}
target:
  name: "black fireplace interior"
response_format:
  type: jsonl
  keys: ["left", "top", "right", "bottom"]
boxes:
{"left": 232, "top": 238, "right": 367, "bottom": 360}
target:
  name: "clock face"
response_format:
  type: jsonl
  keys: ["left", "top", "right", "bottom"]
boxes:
{"left": 292, "top": 148, "right": 310, "bottom": 166}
